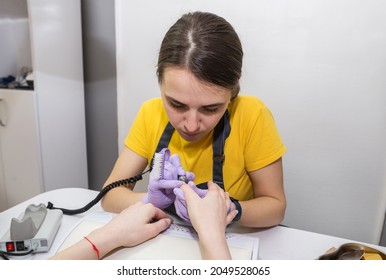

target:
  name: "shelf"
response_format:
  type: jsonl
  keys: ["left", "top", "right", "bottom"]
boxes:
{"left": 0, "top": 88, "right": 34, "bottom": 94}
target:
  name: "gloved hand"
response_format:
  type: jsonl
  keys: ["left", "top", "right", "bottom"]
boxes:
{"left": 142, "top": 148, "right": 195, "bottom": 209}
{"left": 173, "top": 181, "right": 208, "bottom": 222}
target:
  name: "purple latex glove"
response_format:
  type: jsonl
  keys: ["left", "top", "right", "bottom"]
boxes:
{"left": 173, "top": 181, "right": 208, "bottom": 223}
{"left": 142, "top": 148, "right": 195, "bottom": 209}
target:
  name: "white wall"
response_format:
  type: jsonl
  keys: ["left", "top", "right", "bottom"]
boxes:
{"left": 116, "top": 0, "right": 386, "bottom": 245}
{"left": 81, "top": 0, "right": 119, "bottom": 191}
{"left": 0, "top": 18, "right": 31, "bottom": 77}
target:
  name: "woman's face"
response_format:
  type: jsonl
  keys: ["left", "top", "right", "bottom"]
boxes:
{"left": 160, "top": 67, "right": 231, "bottom": 142}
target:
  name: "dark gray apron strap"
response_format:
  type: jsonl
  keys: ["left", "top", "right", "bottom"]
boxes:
{"left": 211, "top": 110, "right": 230, "bottom": 189}
{"left": 155, "top": 122, "right": 175, "bottom": 152}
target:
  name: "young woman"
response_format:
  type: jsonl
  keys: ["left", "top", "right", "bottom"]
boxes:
{"left": 101, "top": 11, "right": 286, "bottom": 228}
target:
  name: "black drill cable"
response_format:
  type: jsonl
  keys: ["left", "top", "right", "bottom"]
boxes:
{"left": 46, "top": 169, "right": 150, "bottom": 215}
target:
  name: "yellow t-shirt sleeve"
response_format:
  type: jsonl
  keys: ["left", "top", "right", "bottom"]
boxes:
{"left": 229, "top": 96, "right": 286, "bottom": 172}
{"left": 124, "top": 98, "right": 167, "bottom": 162}
{"left": 246, "top": 105, "right": 286, "bottom": 171}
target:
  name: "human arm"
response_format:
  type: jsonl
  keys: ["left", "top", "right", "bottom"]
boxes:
{"left": 180, "top": 181, "right": 238, "bottom": 260}
{"left": 101, "top": 147, "right": 149, "bottom": 213}
{"left": 237, "top": 158, "right": 286, "bottom": 228}
{"left": 50, "top": 202, "right": 172, "bottom": 260}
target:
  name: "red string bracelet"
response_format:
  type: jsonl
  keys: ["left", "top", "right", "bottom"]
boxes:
{"left": 84, "top": 236, "right": 100, "bottom": 259}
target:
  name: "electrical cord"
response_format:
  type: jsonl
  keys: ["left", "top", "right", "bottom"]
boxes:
{"left": 0, "top": 249, "right": 34, "bottom": 260}
{"left": 46, "top": 169, "right": 151, "bottom": 215}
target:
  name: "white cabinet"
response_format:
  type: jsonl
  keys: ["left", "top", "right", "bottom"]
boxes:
{"left": 0, "top": 0, "right": 88, "bottom": 211}
{"left": 0, "top": 90, "right": 42, "bottom": 210}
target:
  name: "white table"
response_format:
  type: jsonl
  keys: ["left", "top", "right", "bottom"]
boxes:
{"left": 1, "top": 188, "right": 385, "bottom": 260}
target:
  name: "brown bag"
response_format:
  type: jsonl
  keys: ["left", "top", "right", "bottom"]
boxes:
{"left": 317, "top": 243, "right": 386, "bottom": 260}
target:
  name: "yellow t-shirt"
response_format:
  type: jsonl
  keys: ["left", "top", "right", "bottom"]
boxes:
{"left": 125, "top": 95, "right": 286, "bottom": 201}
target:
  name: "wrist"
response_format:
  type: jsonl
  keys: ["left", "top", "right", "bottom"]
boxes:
{"left": 230, "top": 197, "right": 242, "bottom": 222}
{"left": 197, "top": 231, "right": 231, "bottom": 259}
{"left": 87, "top": 228, "right": 119, "bottom": 258}
{"left": 83, "top": 236, "right": 100, "bottom": 259}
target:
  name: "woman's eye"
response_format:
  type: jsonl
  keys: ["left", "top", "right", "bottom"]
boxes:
{"left": 203, "top": 107, "right": 219, "bottom": 113}
{"left": 169, "top": 101, "right": 186, "bottom": 110}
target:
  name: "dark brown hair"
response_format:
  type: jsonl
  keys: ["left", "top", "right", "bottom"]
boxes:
{"left": 157, "top": 12, "right": 243, "bottom": 99}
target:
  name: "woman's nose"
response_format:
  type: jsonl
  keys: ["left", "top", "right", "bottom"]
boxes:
{"left": 184, "top": 111, "right": 200, "bottom": 132}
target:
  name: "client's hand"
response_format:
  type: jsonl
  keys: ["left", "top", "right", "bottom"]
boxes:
{"left": 142, "top": 148, "right": 194, "bottom": 209}
{"left": 92, "top": 202, "right": 172, "bottom": 249}
{"left": 179, "top": 181, "right": 238, "bottom": 259}
{"left": 173, "top": 181, "right": 207, "bottom": 222}
{"left": 174, "top": 181, "right": 235, "bottom": 223}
